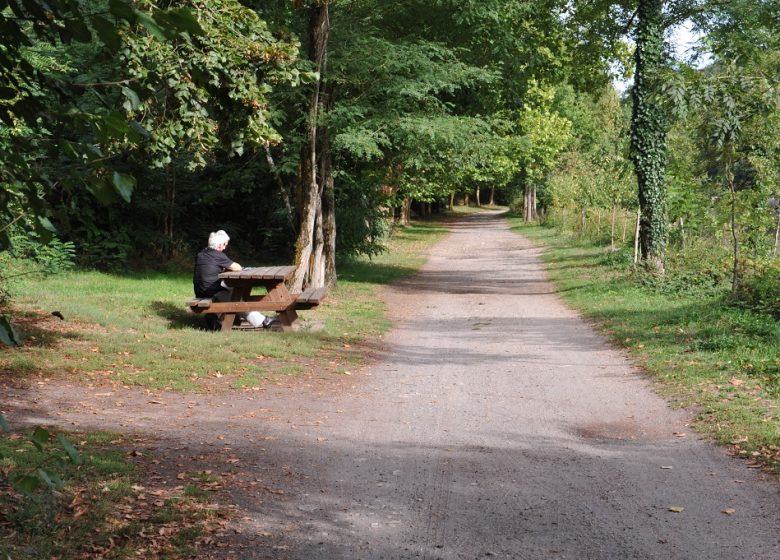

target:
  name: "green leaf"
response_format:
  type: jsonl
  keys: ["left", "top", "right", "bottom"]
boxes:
{"left": 57, "top": 433, "right": 82, "bottom": 465}
{"left": 59, "top": 139, "right": 79, "bottom": 159}
{"left": 111, "top": 172, "right": 135, "bottom": 203}
{"left": 31, "top": 427, "right": 50, "bottom": 451}
{"left": 0, "top": 315, "right": 22, "bottom": 347}
{"left": 37, "top": 215, "right": 57, "bottom": 233}
{"left": 91, "top": 15, "right": 122, "bottom": 51}
{"left": 86, "top": 178, "right": 121, "bottom": 205}
{"left": 121, "top": 86, "right": 141, "bottom": 111}
{"left": 63, "top": 18, "right": 92, "bottom": 42}
{"left": 96, "top": 112, "right": 130, "bottom": 142}
{"left": 12, "top": 474, "right": 40, "bottom": 495}
{"left": 156, "top": 8, "right": 204, "bottom": 36}
{"left": 34, "top": 216, "right": 54, "bottom": 244}
{"left": 0, "top": 414, "right": 9, "bottom": 433}
{"left": 37, "top": 468, "right": 63, "bottom": 489}
{"left": 135, "top": 10, "right": 167, "bottom": 41}
{"left": 108, "top": 0, "right": 135, "bottom": 21}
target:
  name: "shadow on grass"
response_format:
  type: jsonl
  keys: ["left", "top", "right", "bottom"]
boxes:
{"left": 338, "top": 261, "right": 420, "bottom": 285}
{"left": 149, "top": 300, "right": 208, "bottom": 331}
{"left": 6, "top": 309, "right": 84, "bottom": 348}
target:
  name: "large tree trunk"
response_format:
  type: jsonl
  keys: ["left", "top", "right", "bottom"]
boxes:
{"left": 400, "top": 197, "right": 412, "bottom": 226}
{"left": 523, "top": 185, "right": 530, "bottom": 222}
{"left": 292, "top": 2, "right": 329, "bottom": 292}
{"left": 726, "top": 161, "right": 740, "bottom": 293}
{"left": 631, "top": 0, "right": 668, "bottom": 274}
{"left": 321, "top": 126, "right": 337, "bottom": 287}
{"left": 264, "top": 143, "right": 296, "bottom": 234}
{"left": 489, "top": 186, "right": 495, "bottom": 206}
{"left": 523, "top": 184, "right": 537, "bottom": 222}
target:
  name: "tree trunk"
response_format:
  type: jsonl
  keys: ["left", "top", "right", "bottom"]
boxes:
{"left": 449, "top": 192, "right": 454, "bottom": 210}
{"left": 774, "top": 211, "right": 780, "bottom": 256}
{"left": 610, "top": 205, "right": 617, "bottom": 250}
{"left": 292, "top": 2, "right": 329, "bottom": 292}
{"left": 489, "top": 186, "right": 495, "bottom": 206}
{"left": 475, "top": 186, "right": 481, "bottom": 207}
{"left": 631, "top": 0, "right": 668, "bottom": 274}
{"left": 727, "top": 162, "right": 740, "bottom": 293}
{"left": 264, "top": 143, "right": 296, "bottom": 234}
{"left": 633, "top": 209, "right": 641, "bottom": 264}
{"left": 400, "top": 197, "right": 412, "bottom": 226}
{"left": 622, "top": 210, "right": 628, "bottom": 243}
{"left": 523, "top": 185, "right": 531, "bottom": 223}
{"left": 464, "top": 193, "right": 469, "bottom": 206}
{"left": 310, "top": 190, "right": 325, "bottom": 288}
{"left": 321, "top": 127, "right": 337, "bottom": 288}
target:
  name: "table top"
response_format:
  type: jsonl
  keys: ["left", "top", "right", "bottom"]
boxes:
{"left": 219, "top": 265, "right": 296, "bottom": 281}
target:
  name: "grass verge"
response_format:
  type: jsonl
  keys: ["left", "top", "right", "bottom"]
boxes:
{"left": 0, "top": 427, "right": 227, "bottom": 559}
{"left": 509, "top": 219, "right": 780, "bottom": 475}
{"left": 0, "top": 221, "right": 448, "bottom": 392}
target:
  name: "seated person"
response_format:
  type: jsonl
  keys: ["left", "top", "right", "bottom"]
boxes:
{"left": 193, "top": 230, "right": 275, "bottom": 330}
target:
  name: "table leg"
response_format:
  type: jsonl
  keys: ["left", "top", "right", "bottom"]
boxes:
{"left": 220, "top": 286, "right": 250, "bottom": 332}
{"left": 278, "top": 309, "right": 298, "bottom": 332}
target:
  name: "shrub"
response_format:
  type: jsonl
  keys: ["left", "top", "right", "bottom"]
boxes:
{"left": 733, "top": 259, "right": 780, "bottom": 318}
{"left": 10, "top": 231, "right": 75, "bottom": 275}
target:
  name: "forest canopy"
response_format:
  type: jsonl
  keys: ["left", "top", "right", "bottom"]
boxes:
{"left": 0, "top": 0, "right": 777, "bottom": 314}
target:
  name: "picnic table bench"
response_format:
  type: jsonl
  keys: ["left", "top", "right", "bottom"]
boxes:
{"left": 186, "top": 265, "right": 327, "bottom": 332}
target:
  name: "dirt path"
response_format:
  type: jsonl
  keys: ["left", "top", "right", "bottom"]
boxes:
{"left": 6, "top": 211, "right": 779, "bottom": 559}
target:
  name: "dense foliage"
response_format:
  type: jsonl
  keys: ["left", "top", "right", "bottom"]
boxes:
{"left": 0, "top": 0, "right": 777, "bottom": 315}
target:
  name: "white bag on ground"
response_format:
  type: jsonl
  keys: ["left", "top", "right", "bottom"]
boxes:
{"left": 246, "top": 311, "right": 266, "bottom": 328}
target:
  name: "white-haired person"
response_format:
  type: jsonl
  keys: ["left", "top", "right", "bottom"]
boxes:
{"left": 193, "top": 230, "right": 275, "bottom": 330}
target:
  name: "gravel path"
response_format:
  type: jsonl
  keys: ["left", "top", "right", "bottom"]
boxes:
{"left": 7, "top": 211, "right": 779, "bottom": 559}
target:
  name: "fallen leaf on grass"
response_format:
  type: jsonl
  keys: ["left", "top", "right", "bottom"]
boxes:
{"left": 729, "top": 377, "right": 745, "bottom": 386}
{"left": 668, "top": 506, "right": 684, "bottom": 513}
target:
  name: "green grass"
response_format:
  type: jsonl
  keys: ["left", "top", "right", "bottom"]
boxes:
{"left": 509, "top": 219, "right": 780, "bottom": 472}
{"left": 1, "top": 221, "right": 448, "bottom": 392}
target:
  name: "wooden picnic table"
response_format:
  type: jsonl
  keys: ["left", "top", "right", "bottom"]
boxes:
{"left": 187, "top": 266, "right": 327, "bottom": 332}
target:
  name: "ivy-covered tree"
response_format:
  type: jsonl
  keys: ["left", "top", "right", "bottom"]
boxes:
{"left": 630, "top": 0, "right": 669, "bottom": 274}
